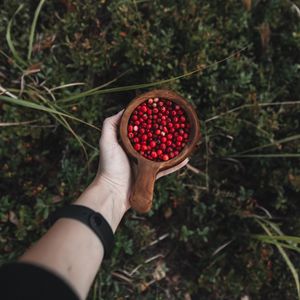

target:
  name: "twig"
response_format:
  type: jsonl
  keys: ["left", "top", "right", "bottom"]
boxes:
{"left": 186, "top": 163, "right": 201, "bottom": 174}
{"left": 111, "top": 271, "right": 133, "bottom": 284}
{"left": 145, "top": 253, "right": 164, "bottom": 263}
{"left": 141, "top": 233, "right": 169, "bottom": 250}
{"left": 129, "top": 253, "right": 164, "bottom": 276}
{"left": 212, "top": 240, "right": 233, "bottom": 257}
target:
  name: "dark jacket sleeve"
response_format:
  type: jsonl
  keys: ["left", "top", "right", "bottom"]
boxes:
{"left": 0, "top": 262, "right": 79, "bottom": 300}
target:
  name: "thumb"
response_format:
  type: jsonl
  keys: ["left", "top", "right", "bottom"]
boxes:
{"left": 100, "top": 110, "right": 124, "bottom": 141}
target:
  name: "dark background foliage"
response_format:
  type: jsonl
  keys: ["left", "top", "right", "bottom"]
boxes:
{"left": 0, "top": 0, "right": 300, "bottom": 299}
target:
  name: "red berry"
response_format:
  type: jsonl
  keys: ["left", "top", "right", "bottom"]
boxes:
{"left": 167, "top": 134, "right": 173, "bottom": 140}
{"left": 157, "top": 149, "right": 163, "bottom": 155}
{"left": 161, "top": 137, "right": 167, "bottom": 143}
{"left": 128, "top": 133, "right": 134, "bottom": 138}
{"left": 153, "top": 108, "right": 159, "bottom": 114}
{"left": 162, "top": 154, "right": 169, "bottom": 161}
{"left": 148, "top": 98, "right": 153, "bottom": 104}
{"left": 149, "top": 141, "right": 156, "bottom": 148}
{"left": 133, "top": 125, "right": 138, "bottom": 131}
{"left": 151, "top": 151, "right": 158, "bottom": 158}
{"left": 177, "top": 136, "right": 183, "bottom": 142}
{"left": 141, "top": 134, "right": 148, "bottom": 141}
{"left": 134, "top": 144, "right": 141, "bottom": 151}
{"left": 141, "top": 145, "right": 148, "bottom": 151}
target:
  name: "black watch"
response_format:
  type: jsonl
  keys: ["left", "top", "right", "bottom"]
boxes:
{"left": 47, "top": 205, "right": 114, "bottom": 259}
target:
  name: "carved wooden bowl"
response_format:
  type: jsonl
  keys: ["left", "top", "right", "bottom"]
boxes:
{"left": 119, "top": 89, "right": 201, "bottom": 213}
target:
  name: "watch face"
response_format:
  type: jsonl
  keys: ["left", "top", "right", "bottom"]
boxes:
{"left": 89, "top": 214, "right": 103, "bottom": 227}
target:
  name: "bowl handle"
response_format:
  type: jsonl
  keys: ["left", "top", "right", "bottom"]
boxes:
{"left": 130, "top": 161, "right": 160, "bottom": 213}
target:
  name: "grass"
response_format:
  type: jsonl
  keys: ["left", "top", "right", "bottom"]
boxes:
{"left": 1, "top": 0, "right": 299, "bottom": 299}
{"left": 253, "top": 217, "right": 300, "bottom": 300}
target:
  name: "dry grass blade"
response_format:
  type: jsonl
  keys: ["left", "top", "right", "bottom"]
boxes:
{"left": 234, "top": 135, "right": 300, "bottom": 155}
{"left": 0, "top": 85, "right": 18, "bottom": 99}
{"left": 0, "top": 119, "right": 39, "bottom": 127}
{"left": 212, "top": 240, "right": 233, "bottom": 257}
{"left": 0, "top": 95, "right": 100, "bottom": 131}
{"left": 50, "top": 82, "right": 86, "bottom": 92}
{"left": 231, "top": 153, "right": 300, "bottom": 158}
{"left": 59, "top": 45, "right": 250, "bottom": 104}
{"left": 206, "top": 100, "right": 300, "bottom": 123}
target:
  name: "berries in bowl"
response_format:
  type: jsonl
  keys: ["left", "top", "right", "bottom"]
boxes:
{"left": 119, "top": 89, "right": 200, "bottom": 213}
{"left": 127, "top": 97, "right": 191, "bottom": 161}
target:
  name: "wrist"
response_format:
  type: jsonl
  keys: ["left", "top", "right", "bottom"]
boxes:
{"left": 74, "top": 178, "right": 128, "bottom": 232}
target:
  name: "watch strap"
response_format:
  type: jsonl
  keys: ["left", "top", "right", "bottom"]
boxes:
{"left": 47, "top": 205, "right": 114, "bottom": 259}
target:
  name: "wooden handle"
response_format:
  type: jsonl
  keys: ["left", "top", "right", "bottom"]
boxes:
{"left": 130, "top": 162, "right": 160, "bottom": 213}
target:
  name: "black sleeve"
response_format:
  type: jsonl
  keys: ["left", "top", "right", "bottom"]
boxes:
{"left": 0, "top": 262, "right": 79, "bottom": 300}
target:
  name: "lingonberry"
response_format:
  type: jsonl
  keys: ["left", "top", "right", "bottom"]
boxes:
{"left": 128, "top": 98, "right": 191, "bottom": 161}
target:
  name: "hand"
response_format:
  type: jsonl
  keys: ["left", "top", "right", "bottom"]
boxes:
{"left": 95, "top": 110, "right": 189, "bottom": 205}
{"left": 76, "top": 110, "right": 189, "bottom": 231}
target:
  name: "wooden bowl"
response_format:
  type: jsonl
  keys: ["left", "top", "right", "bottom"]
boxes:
{"left": 119, "top": 89, "right": 201, "bottom": 213}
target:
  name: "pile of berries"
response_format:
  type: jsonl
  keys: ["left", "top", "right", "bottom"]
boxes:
{"left": 127, "top": 98, "right": 190, "bottom": 161}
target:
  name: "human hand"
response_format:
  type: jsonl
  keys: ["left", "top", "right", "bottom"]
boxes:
{"left": 95, "top": 110, "right": 189, "bottom": 205}
{"left": 77, "top": 110, "right": 188, "bottom": 231}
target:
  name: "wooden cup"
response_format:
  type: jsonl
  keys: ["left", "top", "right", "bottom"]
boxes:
{"left": 119, "top": 89, "right": 201, "bottom": 213}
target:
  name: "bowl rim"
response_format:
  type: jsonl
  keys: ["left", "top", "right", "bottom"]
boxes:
{"left": 119, "top": 89, "right": 201, "bottom": 169}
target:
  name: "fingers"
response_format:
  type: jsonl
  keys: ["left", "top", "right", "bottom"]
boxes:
{"left": 100, "top": 110, "right": 124, "bottom": 142}
{"left": 156, "top": 158, "right": 189, "bottom": 179}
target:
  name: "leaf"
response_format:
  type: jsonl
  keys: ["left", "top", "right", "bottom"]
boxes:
{"left": 256, "top": 220, "right": 300, "bottom": 300}
{"left": 6, "top": 4, "right": 27, "bottom": 66}
{"left": 28, "top": 0, "right": 47, "bottom": 60}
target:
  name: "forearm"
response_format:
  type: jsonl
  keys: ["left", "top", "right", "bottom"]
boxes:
{"left": 20, "top": 179, "right": 127, "bottom": 299}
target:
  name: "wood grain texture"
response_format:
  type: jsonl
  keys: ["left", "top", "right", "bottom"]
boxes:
{"left": 119, "top": 89, "right": 201, "bottom": 213}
